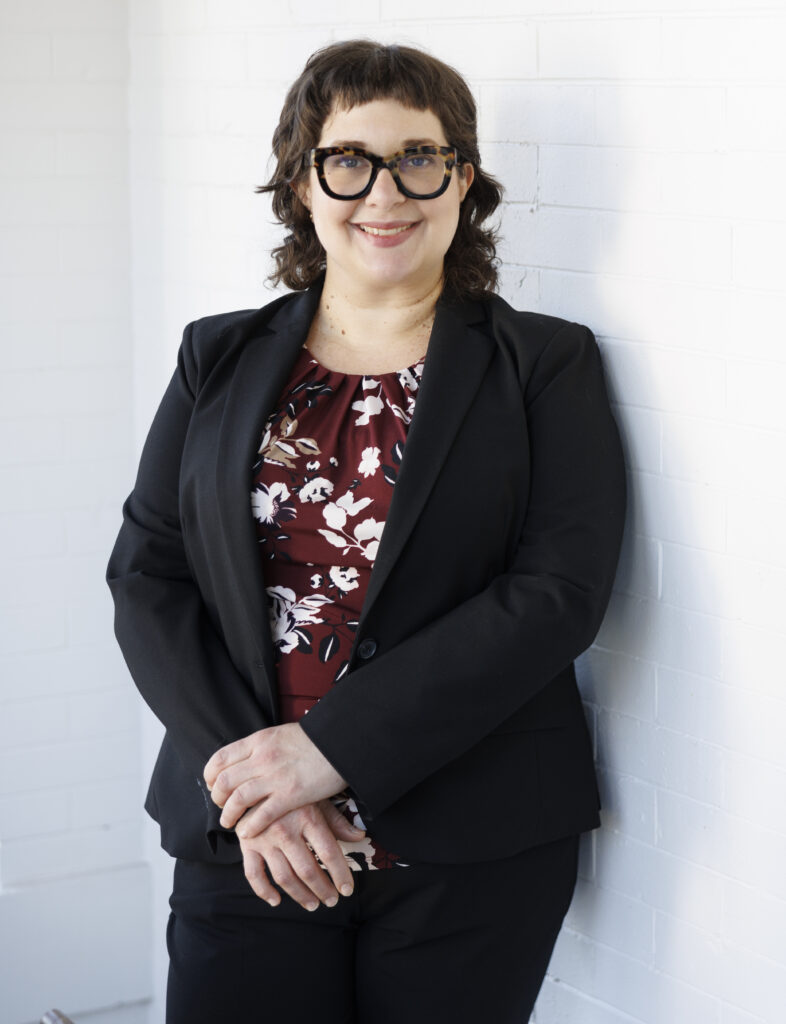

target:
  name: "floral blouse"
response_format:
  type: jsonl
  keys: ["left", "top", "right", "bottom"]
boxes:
{"left": 250, "top": 343, "right": 426, "bottom": 871}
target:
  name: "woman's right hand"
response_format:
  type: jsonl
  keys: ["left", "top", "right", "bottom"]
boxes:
{"left": 238, "top": 799, "right": 364, "bottom": 911}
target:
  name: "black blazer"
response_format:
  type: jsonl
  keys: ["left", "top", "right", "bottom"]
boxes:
{"left": 107, "top": 280, "right": 626, "bottom": 865}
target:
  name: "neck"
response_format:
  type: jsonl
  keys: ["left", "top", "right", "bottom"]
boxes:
{"left": 313, "top": 268, "right": 442, "bottom": 356}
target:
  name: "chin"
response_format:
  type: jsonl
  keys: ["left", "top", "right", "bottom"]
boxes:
{"left": 357, "top": 254, "right": 441, "bottom": 292}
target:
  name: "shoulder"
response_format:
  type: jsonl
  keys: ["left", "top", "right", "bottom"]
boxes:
{"left": 478, "top": 293, "right": 601, "bottom": 398}
{"left": 185, "top": 291, "right": 297, "bottom": 363}
{"left": 482, "top": 292, "right": 594, "bottom": 350}
{"left": 178, "top": 290, "right": 303, "bottom": 391}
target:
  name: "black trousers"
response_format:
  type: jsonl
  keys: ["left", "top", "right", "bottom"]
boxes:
{"left": 166, "top": 833, "right": 579, "bottom": 1024}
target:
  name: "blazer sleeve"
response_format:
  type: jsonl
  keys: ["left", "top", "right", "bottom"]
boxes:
{"left": 106, "top": 322, "right": 270, "bottom": 836}
{"left": 299, "top": 321, "right": 627, "bottom": 818}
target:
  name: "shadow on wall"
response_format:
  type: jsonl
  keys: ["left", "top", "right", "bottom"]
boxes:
{"left": 586, "top": 79, "right": 744, "bottom": 1019}
{"left": 485, "top": 78, "right": 735, "bottom": 1021}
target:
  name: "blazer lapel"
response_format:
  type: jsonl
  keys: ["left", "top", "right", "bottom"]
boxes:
{"left": 214, "top": 286, "right": 322, "bottom": 706}
{"left": 359, "top": 296, "right": 494, "bottom": 620}
{"left": 212, "top": 283, "right": 494, "bottom": 707}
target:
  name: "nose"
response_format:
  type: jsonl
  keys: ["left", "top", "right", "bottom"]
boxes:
{"left": 366, "top": 166, "right": 404, "bottom": 206}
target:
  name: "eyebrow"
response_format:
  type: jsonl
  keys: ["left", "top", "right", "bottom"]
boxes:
{"left": 324, "top": 138, "right": 443, "bottom": 150}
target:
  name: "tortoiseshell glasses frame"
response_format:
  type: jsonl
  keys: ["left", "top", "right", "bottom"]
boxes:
{"left": 305, "top": 145, "right": 464, "bottom": 201}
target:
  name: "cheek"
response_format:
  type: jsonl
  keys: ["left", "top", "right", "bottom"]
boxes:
{"left": 312, "top": 202, "right": 357, "bottom": 246}
{"left": 434, "top": 200, "right": 461, "bottom": 243}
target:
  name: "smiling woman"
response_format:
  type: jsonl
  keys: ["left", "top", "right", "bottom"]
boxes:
{"left": 107, "top": 38, "right": 626, "bottom": 1024}
{"left": 290, "top": 99, "right": 474, "bottom": 369}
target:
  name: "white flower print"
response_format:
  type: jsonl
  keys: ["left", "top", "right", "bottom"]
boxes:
{"left": 250, "top": 481, "right": 296, "bottom": 526}
{"left": 323, "top": 501, "right": 347, "bottom": 531}
{"left": 329, "top": 566, "right": 360, "bottom": 593}
{"left": 352, "top": 394, "right": 384, "bottom": 426}
{"left": 386, "top": 393, "right": 417, "bottom": 424}
{"left": 258, "top": 425, "right": 272, "bottom": 455}
{"left": 266, "top": 585, "right": 333, "bottom": 654}
{"left": 396, "top": 366, "right": 420, "bottom": 392}
{"left": 346, "top": 795, "right": 367, "bottom": 832}
{"left": 323, "top": 490, "right": 374, "bottom": 530}
{"left": 337, "top": 491, "right": 373, "bottom": 515}
{"left": 250, "top": 349, "right": 426, "bottom": 874}
{"left": 354, "top": 517, "right": 384, "bottom": 560}
{"left": 299, "top": 476, "right": 334, "bottom": 503}
{"left": 320, "top": 516, "right": 384, "bottom": 562}
{"left": 358, "top": 446, "right": 381, "bottom": 478}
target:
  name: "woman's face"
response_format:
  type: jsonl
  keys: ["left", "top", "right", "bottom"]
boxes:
{"left": 297, "top": 98, "right": 473, "bottom": 297}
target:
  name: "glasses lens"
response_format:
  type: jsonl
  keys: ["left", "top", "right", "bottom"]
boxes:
{"left": 322, "top": 152, "right": 373, "bottom": 196}
{"left": 318, "top": 148, "right": 452, "bottom": 198}
{"left": 397, "top": 152, "right": 448, "bottom": 197}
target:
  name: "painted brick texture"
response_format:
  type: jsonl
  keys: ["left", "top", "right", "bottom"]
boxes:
{"left": 4, "top": 2, "right": 784, "bottom": 1022}
{"left": 124, "top": 5, "right": 786, "bottom": 1022}
{"left": 0, "top": 0, "right": 148, "bottom": 1021}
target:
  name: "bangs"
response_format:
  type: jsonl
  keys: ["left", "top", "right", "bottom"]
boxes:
{"left": 314, "top": 45, "right": 444, "bottom": 117}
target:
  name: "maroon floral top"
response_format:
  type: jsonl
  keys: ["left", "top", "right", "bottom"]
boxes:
{"left": 250, "top": 343, "right": 426, "bottom": 871}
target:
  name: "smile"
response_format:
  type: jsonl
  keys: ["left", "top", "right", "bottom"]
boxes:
{"left": 355, "top": 223, "right": 416, "bottom": 237}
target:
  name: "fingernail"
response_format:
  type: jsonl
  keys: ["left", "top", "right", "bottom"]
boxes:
{"left": 267, "top": 897, "right": 280, "bottom": 907}
{"left": 325, "top": 897, "right": 338, "bottom": 908}
{"left": 237, "top": 830, "right": 247, "bottom": 839}
{"left": 340, "top": 884, "right": 353, "bottom": 897}
{"left": 306, "top": 901, "right": 319, "bottom": 912}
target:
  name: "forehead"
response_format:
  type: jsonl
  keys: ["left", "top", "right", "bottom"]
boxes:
{"left": 318, "top": 99, "right": 448, "bottom": 147}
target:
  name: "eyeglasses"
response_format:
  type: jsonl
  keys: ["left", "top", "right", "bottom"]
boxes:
{"left": 306, "top": 145, "right": 464, "bottom": 201}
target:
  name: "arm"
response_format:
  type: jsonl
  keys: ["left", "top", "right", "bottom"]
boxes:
{"left": 106, "top": 321, "right": 271, "bottom": 838}
{"left": 109, "top": 319, "right": 394, "bottom": 893}
{"left": 299, "top": 323, "right": 626, "bottom": 817}
{"left": 207, "top": 322, "right": 627, "bottom": 834}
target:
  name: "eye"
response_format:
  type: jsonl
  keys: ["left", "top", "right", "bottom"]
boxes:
{"left": 400, "top": 155, "right": 436, "bottom": 171}
{"left": 334, "top": 155, "right": 370, "bottom": 170}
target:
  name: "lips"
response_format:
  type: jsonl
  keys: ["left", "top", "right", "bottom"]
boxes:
{"left": 350, "top": 221, "right": 420, "bottom": 247}
{"left": 356, "top": 223, "right": 414, "bottom": 237}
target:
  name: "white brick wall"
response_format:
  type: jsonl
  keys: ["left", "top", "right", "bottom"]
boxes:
{"left": 0, "top": 0, "right": 150, "bottom": 1021}
{"left": 4, "top": 1, "right": 785, "bottom": 1022}
{"left": 127, "top": 5, "right": 785, "bottom": 1023}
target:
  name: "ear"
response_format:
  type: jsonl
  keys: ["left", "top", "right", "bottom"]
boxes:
{"left": 291, "top": 178, "right": 311, "bottom": 212}
{"left": 458, "top": 163, "right": 474, "bottom": 202}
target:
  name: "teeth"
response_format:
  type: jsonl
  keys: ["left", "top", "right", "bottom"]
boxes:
{"left": 358, "top": 224, "right": 412, "bottom": 236}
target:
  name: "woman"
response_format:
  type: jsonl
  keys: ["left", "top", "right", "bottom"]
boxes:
{"left": 108, "top": 40, "right": 626, "bottom": 1024}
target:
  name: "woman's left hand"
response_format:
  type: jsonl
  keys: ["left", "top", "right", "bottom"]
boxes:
{"left": 238, "top": 800, "right": 363, "bottom": 910}
{"left": 203, "top": 722, "right": 347, "bottom": 836}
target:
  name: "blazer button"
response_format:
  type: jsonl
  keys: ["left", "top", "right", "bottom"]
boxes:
{"left": 357, "top": 638, "right": 378, "bottom": 660}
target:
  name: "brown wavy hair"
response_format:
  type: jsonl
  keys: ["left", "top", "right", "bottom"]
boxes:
{"left": 256, "top": 40, "right": 503, "bottom": 300}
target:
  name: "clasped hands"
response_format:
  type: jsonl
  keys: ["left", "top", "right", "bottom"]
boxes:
{"left": 203, "top": 722, "right": 362, "bottom": 911}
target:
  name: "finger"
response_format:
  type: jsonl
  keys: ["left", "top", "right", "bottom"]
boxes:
{"left": 203, "top": 732, "right": 260, "bottom": 789}
{"left": 305, "top": 822, "right": 355, "bottom": 898}
{"left": 234, "top": 799, "right": 272, "bottom": 840}
{"left": 233, "top": 792, "right": 298, "bottom": 838}
{"left": 204, "top": 740, "right": 249, "bottom": 791}
{"left": 241, "top": 846, "right": 280, "bottom": 907}
{"left": 265, "top": 847, "right": 328, "bottom": 912}
{"left": 278, "top": 839, "right": 341, "bottom": 908}
{"left": 210, "top": 759, "right": 267, "bottom": 811}
{"left": 319, "top": 799, "right": 366, "bottom": 842}
{"left": 220, "top": 779, "right": 275, "bottom": 829}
